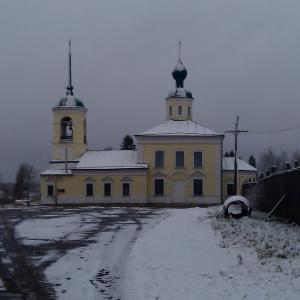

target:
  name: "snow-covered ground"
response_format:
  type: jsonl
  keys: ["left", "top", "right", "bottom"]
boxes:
{"left": 14, "top": 207, "right": 300, "bottom": 299}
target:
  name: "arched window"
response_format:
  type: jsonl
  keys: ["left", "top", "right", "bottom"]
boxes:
{"left": 61, "top": 117, "right": 73, "bottom": 141}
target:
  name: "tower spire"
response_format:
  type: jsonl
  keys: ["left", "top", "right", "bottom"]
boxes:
{"left": 178, "top": 38, "right": 181, "bottom": 61}
{"left": 66, "top": 39, "right": 73, "bottom": 96}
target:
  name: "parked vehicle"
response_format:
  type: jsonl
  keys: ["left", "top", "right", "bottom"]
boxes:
{"left": 14, "top": 199, "right": 30, "bottom": 206}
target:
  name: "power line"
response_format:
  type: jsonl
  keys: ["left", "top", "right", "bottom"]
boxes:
{"left": 247, "top": 123, "right": 300, "bottom": 134}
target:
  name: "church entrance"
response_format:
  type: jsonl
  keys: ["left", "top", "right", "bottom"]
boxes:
{"left": 172, "top": 180, "right": 186, "bottom": 203}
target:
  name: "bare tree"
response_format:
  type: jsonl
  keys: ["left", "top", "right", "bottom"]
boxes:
{"left": 291, "top": 151, "right": 300, "bottom": 165}
{"left": 258, "top": 147, "right": 280, "bottom": 173}
{"left": 14, "top": 163, "right": 38, "bottom": 199}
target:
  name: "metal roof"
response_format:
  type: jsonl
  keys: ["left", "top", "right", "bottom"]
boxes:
{"left": 136, "top": 120, "right": 222, "bottom": 136}
{"left": 75, "top": 150, "right": 148, "bottom": 169}
{"left": 222, "top": 157, "right": 257, "bottom": 172}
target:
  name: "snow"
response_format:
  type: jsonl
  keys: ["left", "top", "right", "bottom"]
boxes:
{"left": 223, "top": 157, "right": 257, "bottom": 171}
{"left": 173, "top": 60, "right": 186, "bottom": 72}
{"left": 40, "top": 169, "right": 72, "bottom": 175}
{"left": 137, "top": 120, "right": 221, "bottom": 136}
{"left": 13, "top": 207, "right": 300, "bottom": 299}
{"left": 223, "top": 195, "right": 251, "bottom": 210}
{"left": 75, "top": 150, "right": 148, "bottom": 169}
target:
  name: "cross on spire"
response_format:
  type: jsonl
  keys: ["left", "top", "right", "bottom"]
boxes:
{"left": 178, "top": 38, "right": 181, "bottom": 61}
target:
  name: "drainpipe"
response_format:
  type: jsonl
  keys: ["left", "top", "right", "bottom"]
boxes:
{"left": 65, "top": 148, "right": 68, "bottom": 173}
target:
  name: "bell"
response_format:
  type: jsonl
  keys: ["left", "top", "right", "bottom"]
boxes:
{"left": 68, "top": 124, "right": 73, "bottom": 130}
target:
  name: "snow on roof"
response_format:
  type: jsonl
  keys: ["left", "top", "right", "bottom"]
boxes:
{"left": 223, "top": 157, "right": 257, "bottom": 172}
{"left": 40, "top": 169, "right": 72, "bottom": 176}
{"left": 75, "top": 150, "right": 148, "bottom": 169}
{"left": 136, "top": 120, "right": 222, "bottom": 137}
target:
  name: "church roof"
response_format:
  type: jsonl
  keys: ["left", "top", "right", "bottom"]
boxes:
{"left": 222, "top": 157, "right": 257, "bottom": 172}
{"left": 56, "top": 95, "right": 85, "bottom": 107}
{"left": 136, "top": 120, "right": 222, "bottom": 137}
{"left": 75, "top": 150, "right": 148, "bottom": 169}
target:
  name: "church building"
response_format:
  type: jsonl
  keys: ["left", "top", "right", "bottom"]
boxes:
{"left": 40, "top": 43, "right": 256, "bottom": 205}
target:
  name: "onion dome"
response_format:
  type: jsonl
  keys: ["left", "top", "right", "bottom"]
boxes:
{"left": 167, "top": 58, "right": 193, "bottom": 99}
{"left": 172, "top": 59, "right": 187, "bottom": 88}
{"left": 56, "top": 95, "right": 85, "bottom": 107}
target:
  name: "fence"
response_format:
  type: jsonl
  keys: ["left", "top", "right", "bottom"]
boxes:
{"left": 259, "top": 168, "right": 300, "bottom": 224}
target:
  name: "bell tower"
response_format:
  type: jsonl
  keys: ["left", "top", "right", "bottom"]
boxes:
{"left": 51, "top": 40, "right": 87, "bottom": 166}
{"left": 166, "top": 40, "right": 194, "bottom": 121}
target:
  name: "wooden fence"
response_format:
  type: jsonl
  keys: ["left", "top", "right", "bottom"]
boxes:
{"left": 258, "top": 168, "right": 300, "bottom": 224}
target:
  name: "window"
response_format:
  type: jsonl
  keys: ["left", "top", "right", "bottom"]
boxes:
{"left": 47, "top": 184, "right": 54, "bottom": 196}
{"left": 188, "top": 106, "right": 191, "bottom": 117}
{"left": 227, "top": 184, "right": 234, "bottom": 196}
{"left": 194, "top": 151, "right": 203, "bottom": 167}
{"left": 169, "top": 106, "right": 172, "bottom": 116}
{"left": 104, "top": 183, "right": 111, "bottom": 196}
{"left": 123, "top": 183, "right": 130, "bottom": 196}
{"left": 193, "top": 179, "right": 203, "bottom": 196}
{"left": 155, "top": 151, "right": 164, "bottom": 167}
{"left": 176, "top": 151, "right": 184, "bottom": 167}
{"left": 154, "top": 179, "right": 164, "bottom": 196}
{"left": 86, "top": 183, "right": 94, "bottom": 196}
{"left": 178, "top": 106, "right": 182, "bottom": 115}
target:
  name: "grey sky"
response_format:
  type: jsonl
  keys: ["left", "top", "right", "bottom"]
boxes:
{"left": 1, "top": 0, "right": 300, "bottom": 182}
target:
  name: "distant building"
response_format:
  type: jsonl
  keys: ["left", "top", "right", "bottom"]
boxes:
{"left": 40, "top": 44, "right": 256, "bottom": 205}
{"left": 222, "top": 157, "right": 257, "bottom": 197}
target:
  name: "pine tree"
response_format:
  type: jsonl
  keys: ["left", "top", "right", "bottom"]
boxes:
{"left": 248, "top": 155, "right": 256, "bottom": 168}
{"left": 120, "top": 135, "right": 136, "bottom": 150}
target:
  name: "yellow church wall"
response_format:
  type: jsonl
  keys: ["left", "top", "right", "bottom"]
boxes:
{"left": 139, "top": 139, "right": 222, "bottom": 201}
{"left": 166, "top": 98, "right": 193, "bottom": 121}
{"left": 41, "top": 169, "right": 148, "bottom": 204}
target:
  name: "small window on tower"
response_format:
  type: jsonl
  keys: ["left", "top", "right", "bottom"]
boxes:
{"left": 178, "top": 106, "right": 182, "bottom": 116}
{"left": 169, "top": 106, "right": 173, "bottom": 116}
{"left": 61, "top": 117, "right": 73, "bottom": 141}
{"left": 188, "top": 106, "right": 191, "bottom": 117}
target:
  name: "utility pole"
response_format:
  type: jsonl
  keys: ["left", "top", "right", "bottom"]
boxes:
{"left": 225, "top": 116, "right": 248, "bottom": 195}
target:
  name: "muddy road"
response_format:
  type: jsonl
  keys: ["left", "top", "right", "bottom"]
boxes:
{"left": 0, "top": 206, "right": 167, "bottom": 300}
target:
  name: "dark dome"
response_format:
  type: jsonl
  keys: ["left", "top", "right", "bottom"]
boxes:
{"left": 56, "top": 95, "right": 85, "bottom": 107}
{"left": 172, "top": 59, "right": 187, "bottom": 87}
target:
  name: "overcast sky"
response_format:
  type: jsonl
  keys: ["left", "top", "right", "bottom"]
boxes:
{"left": 1, "top": 0, "right": 300, "bottom": 182}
